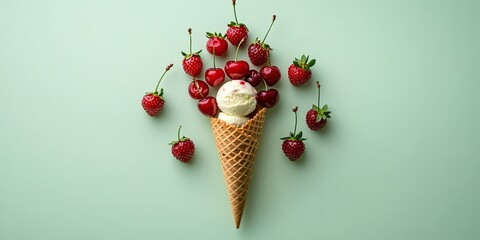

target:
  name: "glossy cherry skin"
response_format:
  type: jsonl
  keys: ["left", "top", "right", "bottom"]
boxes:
{"left": 205, "top": 68, "right": 225, "bottom": 87}
{"left": 197, "top": 96, "right": 218, "bottom": 117}
{"left": 188, "top": 80, "right": 209, "bottom": 99}
{"left": 260, "top": 66, "right": 281, "bottom": 86}
{"left": 224, "top": 60, "right": 250, "bottom": 80}
{"left": 256, "top": 89, "right": 279, "bottom": 108}
{"left": 206, "top": 37, "right": 228, "bottom": 56}
{"left": 244, "top": 69, "right": 262, "bottom": 87}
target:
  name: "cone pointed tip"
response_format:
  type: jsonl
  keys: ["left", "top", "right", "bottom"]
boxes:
{"left": 235, "top": 217, "right": 241, "bottom": 228}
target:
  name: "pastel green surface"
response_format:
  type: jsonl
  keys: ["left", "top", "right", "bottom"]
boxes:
{"left": 1, "top": 0, "right": 479, "bottom": 239}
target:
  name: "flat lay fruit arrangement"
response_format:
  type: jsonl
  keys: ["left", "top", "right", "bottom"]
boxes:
{"left": 140, "top": 0, "right": 332, "bottom": 228}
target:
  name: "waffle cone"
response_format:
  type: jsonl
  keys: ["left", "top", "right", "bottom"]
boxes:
{"left": 210, "top": 108, "right": 267, "bottom": 228}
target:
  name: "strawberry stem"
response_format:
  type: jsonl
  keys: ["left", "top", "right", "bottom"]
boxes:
{"left": 154, "top": 64, "right": 173, "bottom": 93}
{"left": 234, "top": 37, "right": 245, "bottom": 61}
{"left": 316, "top": 81, "right": 321, "bottom": 107}
{"left": 177, "top": 125, "right": 182, "bottom": 141}
{"left": 232, "top": 0, "right": 238, "bottom": 24}
{"left": 261, "top": 15, "right": 276, "bottom": 44}
{"left": 188, "top": 28, "right": 192, "bottom": 54}
{"left": 292, "top": 106, "right": 298, "bottom": 136}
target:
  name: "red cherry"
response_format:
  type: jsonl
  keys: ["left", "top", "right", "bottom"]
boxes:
{"left": 224, "top": 60, "right": 249, "bottom": 80}
{"left": 197, "top": 96, "right": 218, "bottom": 117}
{"left": 256, "top": 89, "right": 279, "bottom": 108}
{"left": 188, "top": 79, "right": 209, "bottom": 99}
{"left": 206, "top": 33, "right": 228, "bottom": 56}
{"left": 260, "top": 66, "right": 281, "bottom": 86}
{"left": 244, "top": 69, "right": 262, "bottom": 87}
{"left": 205, "top": 68, "right": 225, "bottom": 87}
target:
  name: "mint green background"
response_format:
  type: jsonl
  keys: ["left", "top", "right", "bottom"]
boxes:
{"left": 1, "top": 0, "right": 479, "bottom": 239}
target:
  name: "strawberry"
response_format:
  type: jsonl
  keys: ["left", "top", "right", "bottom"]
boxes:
{"left": 288, "top": 55, "right": 316, "bottom": 86}
{"left": 226, "top": 0, "right": 249, "bottom": 46}
{"left": 280, "top": 106, "right": 307, "bottom": 161}
{"left": 142, "top": 93, "right": 164, "bottom": 117}
{"left": 141, "top": 64, "right": 173, "bottom": 117}
{"left": 182, "top": 28, "right": 203, "bottom": 77}
{"left": 306, "top": 81, "right": 331, "bottom": 130}
{"left": 248, "top": 15, "right": 276, "bottom": 66}
{"left": 170, "top": 125, "right": 195, "bottom": 163}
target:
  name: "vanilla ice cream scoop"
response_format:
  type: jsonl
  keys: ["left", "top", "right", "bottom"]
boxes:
{"left": 218, "top": 112, "right": 250, "bottom": 127}
{"left": 216, "top": 80, "right": 257, "bottom": 117}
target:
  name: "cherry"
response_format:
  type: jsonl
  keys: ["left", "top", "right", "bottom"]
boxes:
{"left": 205, "top": 46, "right": 225, "bottom": 87}
{"left": 197, "top": 96, "right": 218, "bottom": 117}
{"left": 225, "top": 61, "right": 249, "bottom": 80}
{"left": 224, "top": 37, "right": 249, "bottom": 80}
{"left": 188, "top": 79, "right": 209, "bottom": 99}
{"left": 244, "top": 69, "right": 262, "bottom": 87}
{"left": 260, "top": 66, "right": 281, "bottom": 86}
{"left": 206, "top": 32, "right": 228, "bottom": 56}
{"left": 256, "top": 89, "right": 279, "bottom": 108}
{"left": 205, "top": 69, "right": 226, "bottom": 87}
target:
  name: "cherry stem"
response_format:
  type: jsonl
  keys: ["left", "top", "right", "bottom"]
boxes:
{"left": 188, "top": 28, "right": 192, "bottom": 54}
{"left": 316, "top": 81, "right": 321, "bottom": 107}
{"left": 262, "top": 15, "right": 276, "bottom": 44}
{"left": 232, "top": 0, "right": 238, "bottom": 24}
{"left": 262, "top": 78, "right": 268, "bottom": 91}
{"left": 234, "top": 37, "right": 245, "bottom": 61}
{"left": 155, "top": 64, "right": 173, "bottom": 93}
{"left": 292, "top": 106, "right": 298, "bottom": 136}
{"left": 177, "top": 125, "right": 182, "bottom": 141}
{"left": 193, "top": 78, "right": 205, "bottom": 99}
{"left": 213, "top": 47, "right": 216, "bottom": 68}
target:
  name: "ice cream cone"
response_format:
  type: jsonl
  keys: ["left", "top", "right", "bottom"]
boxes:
{"left": 210, "top": 108, "right": 267, "bottom": 228}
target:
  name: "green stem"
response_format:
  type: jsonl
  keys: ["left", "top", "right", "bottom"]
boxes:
{"left": 316, "top": 81, "right": 321, "bottom": 107}
{"left": 262, "top": 78, "right": 268, "bottom": 91}
{"left": 293, "top": 109, "right": 298, "bottom": 136}
{"left": 155, "top": 70, "right": 167, "bottom": 93}
{"left": 177, "top": 125, "right": 182, "bottom": 141}
{"left": 154, "top": 64, "right": 172, "bottom": 93}
{"left": 262, "top": 15, "right": 276, "bottom": 44}
{"left": 234, "top": 38, "right": 244, "bottom": 61}
{"left": 232, "top": 0, "right": 238, "bottom": 24}
{"left": 188, "top": 29, "right": 192, "bottom": 54}
{"left": 213, "top": 47, "right": 216, "bottom": 68}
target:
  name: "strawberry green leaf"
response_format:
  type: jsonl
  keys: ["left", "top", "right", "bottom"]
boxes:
{"left": 308, "top": 59, "right": 316, "bottom": 68}
{"left": 295, "top": 131, "right": 303, "bottom": 140}
{"left": 181, "top": 51, "right": 187, "bottom": 57}
{"left": 301, "top": 55, "right": 307, "bottom": 63}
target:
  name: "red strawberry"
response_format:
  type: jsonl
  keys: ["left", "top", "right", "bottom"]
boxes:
{"left": 182, "top": 28, "right": 203, "bottom": 77}
{"left": 206, "top": 32, "right": 228, "bottom": 56}
{"left": 280, "top": 106, "right": 307, "bottom": 161}
{"left": 288, "top": 55, "right": 316, "bottom": 86}
{"left": 141, "top": 64, "right": 173, "bottom": 117}
{"left": 306, "top": 81, "right": 331, "bottom": 130}
{"left": 170, "top": 125, "right": 195, "bottom": 163}
{"left": 226, "top": 0, "right": 248, "bottom": 46}
{"left": 248, "top": 15, "right": 276, "bottom": 66}
{"left": 142, "top": 93, "right": 164, "bottom": 117}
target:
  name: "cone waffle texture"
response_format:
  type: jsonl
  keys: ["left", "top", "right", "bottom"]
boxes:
{"left": 210, "top": 108, "right": 267, "bottom": 228}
